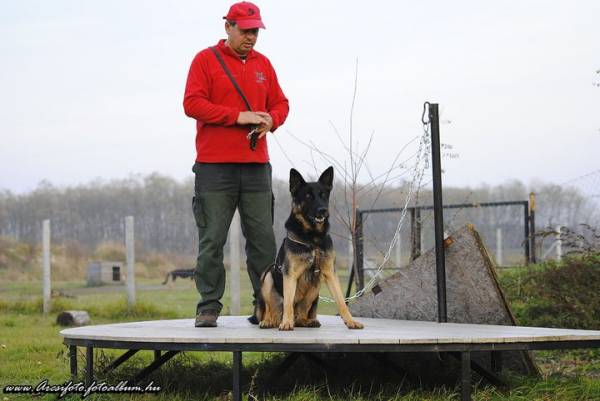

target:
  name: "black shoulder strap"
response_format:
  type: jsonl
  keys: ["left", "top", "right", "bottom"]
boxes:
{"left": 210, "top": 46, "right": 252, "bottom": 111}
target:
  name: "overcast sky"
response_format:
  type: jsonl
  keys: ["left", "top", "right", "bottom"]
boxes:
{"left": 1, "top": 0, "right": 599, "bottom": 194}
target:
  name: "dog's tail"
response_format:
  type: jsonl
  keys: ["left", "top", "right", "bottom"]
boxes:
{"left": 162, "top": 272, "right": 171, "bottom": 285}
{"left": 256, "top": 294, "right": 265, "bottom": 322}
{"left": 256, "top": 263, "right": 275, "bottom": 321}
{"left": 260, "top": 263, "right": 276, "bottom": 284}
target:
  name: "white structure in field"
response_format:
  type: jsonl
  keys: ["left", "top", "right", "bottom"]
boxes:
{"left": 86, "top": 261, "right": 123, "bottom": 286}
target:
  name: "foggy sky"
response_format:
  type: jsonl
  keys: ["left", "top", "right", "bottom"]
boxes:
{"left": 1, "top": 0, "right": 599, "bottom": 194}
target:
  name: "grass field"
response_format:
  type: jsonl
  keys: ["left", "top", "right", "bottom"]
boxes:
{"left": 1, "top": 263, "right": 600, "bottom": 400}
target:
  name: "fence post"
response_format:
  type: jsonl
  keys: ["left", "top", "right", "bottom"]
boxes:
{"left": 125, "top": 216, "right": 136, "bottom": 307}
{"left": 42, "top": 219, "right": 51, "bottom": 315}
{"left": 395, "top": 235, "right": 402, "bottom": 268}
{"left": 529, "top": 193, "right": 536, "bottom": 264}
{"left": 348, "top": 237, "right": 353, "bottom": 276}
{"left": 556, "top": 225, "right": 562, "bottom": 262}
{"left": 410, "top": 207, "right": 422, "bottom": 260}
{"left": 229, "top": 210, "right": 241, "bottom": 316}
{"left": 496, "top": 228, "right": 503, "bottom": 266}
{"left": 429, "top": 102, "right": 447, "bottom": 323}
{"left": 524, "top": 202, "right": 530, "bottom": 265}
{"left": 354, "top": 210, "right": 364, "bottom": 291}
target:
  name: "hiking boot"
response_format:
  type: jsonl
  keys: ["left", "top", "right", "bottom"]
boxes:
{"left": 195, "top": 309, "right": 219, "bottom": 327}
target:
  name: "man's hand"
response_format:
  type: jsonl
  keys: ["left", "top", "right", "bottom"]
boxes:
{"left": 237, "top": 111, "right": 268, "bottom": 126}
{"left": 254, "top": 112, "right": 273, "bottom": 138}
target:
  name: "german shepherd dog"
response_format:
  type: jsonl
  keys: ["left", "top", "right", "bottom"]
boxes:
{"left": 257, "top": 167, "right": 364, "bottom": 331}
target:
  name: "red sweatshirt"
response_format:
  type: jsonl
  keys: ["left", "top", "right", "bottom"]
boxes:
{"left": 183, "top": 39, "right": 289, "bottom": 163}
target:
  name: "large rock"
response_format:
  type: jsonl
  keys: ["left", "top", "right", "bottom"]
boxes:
{"left": 349, "top": 224, "right": 537, "bottom": 375}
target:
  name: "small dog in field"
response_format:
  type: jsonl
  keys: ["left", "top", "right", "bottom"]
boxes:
{"left": 162, "top": 268, "right": 195, "bottom": 285}
{"left": 257, "top": 167, "right": 364, "bottom": 331}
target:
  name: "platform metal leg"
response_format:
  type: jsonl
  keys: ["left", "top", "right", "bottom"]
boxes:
{"left": 132, "top": 350, "right": 179, "bottom": 384}
{"left": 102, "top": 349, "right": 139, "bottom": 374}
{"left": 233, "top": 351, "right": 242, "bottom": 401}
{"left": 85, "top": 347, "right": 94, "bottom": 387}
{"left": 154, "top": 350, "right": 161, "bottom": 361}
{"left": 491, "top": 350, "right": 503, "bottom": 373}
{"left": 69, "top": 346, "right": 77, "bottom": 379}
{"left": 461, "top": 351, "right": 471, "bottom": 401}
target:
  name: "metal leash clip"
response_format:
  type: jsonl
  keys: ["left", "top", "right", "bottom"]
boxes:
{"left": 247, "top": 126, "right": 259, "bottom": 151}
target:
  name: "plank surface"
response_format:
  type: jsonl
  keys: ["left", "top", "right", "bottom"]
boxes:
{"left": 60, "top": 315, "right": 600, "bottom": 345}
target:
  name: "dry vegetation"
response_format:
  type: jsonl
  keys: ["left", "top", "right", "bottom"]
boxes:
{"left": 0, "top": 236, "right": 195, "bottom": 282}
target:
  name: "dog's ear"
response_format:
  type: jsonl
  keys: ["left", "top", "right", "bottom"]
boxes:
{"left": 318, "top": 166, "right": 334, "bottom": 191}
{"left": 289, "top": 168, "right": 306, "bottom": 195}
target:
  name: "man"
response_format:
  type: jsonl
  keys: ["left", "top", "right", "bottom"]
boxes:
{"left": 183, "top": 2, "right": 289, "bottom": 327}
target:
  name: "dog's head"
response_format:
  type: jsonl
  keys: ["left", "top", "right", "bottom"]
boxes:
{"left": 289, "top": 167, "right": 333, "bottom": 228}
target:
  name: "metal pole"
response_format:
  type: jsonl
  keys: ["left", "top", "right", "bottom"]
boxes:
{"left": 410, "top": 207, "right": 422, "bottom": 260}
{"left": 461, "top": 351, "right": 472, "bottom": 401}
{"left": 229, "top": 210, "right": 241, "bottom": 315}
{"left": 85, "top": 347, "right": 94, "bottom": 387}
{"left": 491, "top": 350, "right": 503, "bottom": 373}
{"left": 125, "top": 216, "right": 136, "bottom": 306}
{"left": 348, "top": 236, "right": 353, "bottom": 276}
{"left": 524, "top": 204, "right": 530, "bottom": 265}
{"left": 345, "top": 263, "right": 355, "bottom": 300}
{"left": 355, "top": 210, "right": 364, "bottom": 291}
{"left": 232, "top": 351, "right": 242, "bottom": 401}
{"left": 70, "top": 346, "right": 78, "bottom": 379}
{"left": 410, "top": 208, "right": 415, "bottom": 259}
{"left": 529, "top": 192, "right": 536, "bottom": 264}
{"left": 42, "top": 219, "right": 51, "bottom": 315}
{"left": 429, "top": 103, "right": 447, "bottom": 323}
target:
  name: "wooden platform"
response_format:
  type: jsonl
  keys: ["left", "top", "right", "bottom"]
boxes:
{"left": 60, "top": 315, "right": 600, "bottom": 401}
{"left": 60, "top": 315, "right": 600, "bottom": 346}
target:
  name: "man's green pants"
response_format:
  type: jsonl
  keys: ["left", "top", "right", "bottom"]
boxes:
{"left": 192, "top": 162, "right": 276, "bottom": 315}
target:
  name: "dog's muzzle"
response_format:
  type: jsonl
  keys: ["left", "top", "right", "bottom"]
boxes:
{"left": 314, "top": 208, "right": 328, "bottom": 223}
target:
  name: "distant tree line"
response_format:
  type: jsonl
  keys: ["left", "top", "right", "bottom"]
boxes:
{"left": 0, "top": 174, "right": 597, "bottom": 261}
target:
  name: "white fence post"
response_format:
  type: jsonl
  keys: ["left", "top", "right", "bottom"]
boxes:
{"left": 229, "top": 210, "right": 241, "bottom": 315}
{"left": 42, "top": 220, "right": 51, "bottom": 315}
{"left": 496, "top": 228, "right": 503, "bottom": 266}
{"left": 556, "top": 225, "right": 562, "bottom": 262}
{"left": 395, "top": 237, "right": 402, "bottom": 268}
{"left": 125, "top": 216, "right": 136, "bottom": 307}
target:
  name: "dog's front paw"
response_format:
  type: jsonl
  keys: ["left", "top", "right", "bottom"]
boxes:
{"left": 278, "top": 320, "right": 295, "bottom": 331}
{"left": 259, "top": 320, "right": 277, "bottom": 329}
{"left": 306, "top": 319, "right": 321, "bottom": 328}
{"left": 344, "top": 319, "right": 364, "bottom": 329}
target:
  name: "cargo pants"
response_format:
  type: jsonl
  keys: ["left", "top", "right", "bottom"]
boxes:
{"left": 192, "top": 162, "right": 276, "bottom": 315}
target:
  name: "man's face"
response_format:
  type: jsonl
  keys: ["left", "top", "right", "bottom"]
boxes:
{"left": 225, "top": 22, "right": 259, "bottom": 56}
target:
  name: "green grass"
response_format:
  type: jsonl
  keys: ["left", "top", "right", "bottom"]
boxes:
{"left": 498, "top": 254, "right": 600, "bottom": 330}
{"left": 1, "top": 259, "right": 600, "bottom": 400}
{"left": 1, "top": 308, "right": 598, "bottom": 401}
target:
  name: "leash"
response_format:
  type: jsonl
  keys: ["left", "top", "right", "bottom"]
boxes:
{"left": 209, "top": 46, "right": 259, "bottom": 150}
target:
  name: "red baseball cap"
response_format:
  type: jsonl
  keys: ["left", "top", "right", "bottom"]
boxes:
{"left": 223, "top": 2, "right": 266, "bottom": 29}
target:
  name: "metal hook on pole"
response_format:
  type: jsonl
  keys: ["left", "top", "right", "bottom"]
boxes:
{"left": 422, "top": 102, "right": 431, "bottom": 126}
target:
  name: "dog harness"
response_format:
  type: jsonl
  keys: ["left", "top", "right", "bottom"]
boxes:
{"left": 285, "top": 232, "right": 324, "bottom": 275}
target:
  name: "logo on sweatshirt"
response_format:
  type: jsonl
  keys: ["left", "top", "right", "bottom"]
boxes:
{"left": 255, "top": 71, "right": 266, "bottom": 83}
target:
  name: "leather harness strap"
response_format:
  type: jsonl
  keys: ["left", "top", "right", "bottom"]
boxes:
{"left": 286, "top": 232, "right": 323, "bottom": 274}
